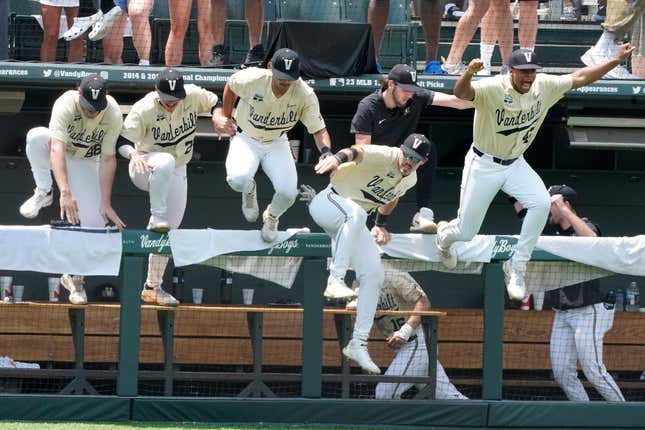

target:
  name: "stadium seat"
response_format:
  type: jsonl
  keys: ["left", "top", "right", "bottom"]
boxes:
{"left": 277, "top": 0, "right": 342, "bottom": 21}
{"left": 342, "top": 0, "right": 368, "bottom": 22}
{"left": 387, "top": 0, "right": 410, "bottom": 24}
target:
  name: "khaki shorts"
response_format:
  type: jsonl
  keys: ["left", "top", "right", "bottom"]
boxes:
{"left": 633, "top": 14, "right": 645, "bottom": 56}
{"left": 604, "top": 0, "right": 645, "bottom": 41}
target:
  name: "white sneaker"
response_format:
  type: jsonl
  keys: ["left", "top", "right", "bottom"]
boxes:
{"left": 242, "top": 181, "right": 259, "bottom": 222}
{"left": 141, "top": 284, "right": 179, "bottom": 306}
{"left": 60, "top": 274, "right": 88, "bottom": 305}
{"left": 440, "top": 57, "right": 467, "bottom": 75}
{"left": 261, "top": 209, "right": 279, "bottom": 242}
{"left": 147, "top": 215, "right": 170, "bottom": 233}
{"left": 324, "top": 275, "right": 357, "bottom": 300}
{"left": 342, "top": 339, "right": 381, "bottom": 374}
{"left": 505, "top": 261, "right": 527, "bottom": 301}
{"left": 410, "top": 207, "right": 437, "bottom": 233}
{"left": 19, "top": 188, "right": 53, "bottom": 219}
{"left": 476, "top": 67, "right": 492, "bottom": 76}
{"left": 88, "top": 6, "right": 123, "bottom": 41}
{"left": 436, "top": 221, "right": 457, "bottom": 269}
{"left": 63, "top": 11, "right": 103, "bottom": 41}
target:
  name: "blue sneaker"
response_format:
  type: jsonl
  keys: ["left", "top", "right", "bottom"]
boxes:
{"left": 424, "top": 60, "right": 447, "bottom": 75}
{"left": 375, "top": 60, "right": 383, "bottom": 74}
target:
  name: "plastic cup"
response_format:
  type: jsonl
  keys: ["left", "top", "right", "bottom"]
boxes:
{"left": 0, "top": 276, "right": 12, "bottom": 301}
{"left": 289, "top": 140, "right": 301, "bottom": 162}
{"left": 533, "top": 291, "right": 545, "bottom": 311}
{"left": 12, "top": 285, "right": 24, "bottom": 302}
{"left": 242, "top": 288, "right": 254, "bottom": 305}
{"left": 48, "top": 277, "right": 60, "bottom": 302}
{"left": 520, "top": 294, "right": 532, "bottom": 311}
{"left": 192, "top": 288, "right": 203, "bottom": 304}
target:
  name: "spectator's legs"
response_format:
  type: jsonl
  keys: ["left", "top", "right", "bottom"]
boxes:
{"left": 479, "top": 7, "right": 497, "bottom": 72}
{"left": 246, "top": 0, "right": 264, "bottom": 49}
{"left": 40, "top": 5, "right": 63, "bottom": 62}
{"left": 64, "top": 7, "right": 84, "bottom": 62}
{"left": 129, "top": 0, "right": 154, "bottom": 63}
{"left": 196, "top": 0, "right": 213, "bottom": 65}
{"left": 419, "top": 0, "right": 442, "bottom": 62}
{"left": 210, "top": 0, "right": 226, "bottom": 47}
{"left": 634, "top": 15, "right": 645, "bottom": 77}
{"left": 368, "top": 0, "right": 390, "bottom": 61}
{"left": 489, "top": 0, "right": 513, "bottom": 62}
{"left": 445, "top": 0, "right": 490, "bottom": 65}
{"left": 518, "top": 0, "right": 538, "bottom": 50}
{"left": 102, "top": 13, "right": 128, "bottom": 63}
{"left": 166, "top": 0, "right": 192, "bottom": 65}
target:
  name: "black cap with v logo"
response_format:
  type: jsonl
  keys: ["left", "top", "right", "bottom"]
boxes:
{"left": 156, "top": 67, "right": 186, "bottom": 101}
{"left": 79, "top": 73, "right": 108, "bottom": 112}
{"left": 508, "top": 49, "right": 542, "bottom": 70}
{"left": 271, "top": 48, "right": 300, "bottom": 81}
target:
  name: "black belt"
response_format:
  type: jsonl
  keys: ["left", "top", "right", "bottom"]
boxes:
{"left": 473, "top": 146, "right": 518, "bottom": 166}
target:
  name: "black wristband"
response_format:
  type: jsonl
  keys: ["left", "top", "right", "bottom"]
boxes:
{"left": 350, "top": 147, "right": 359, "bottom": 160}
{"left": 507, "top": 196, "right": 518, "bottom": 204}
{"left": 334, "top": 151, "right": 349, "bottom": 164}
{"left": 321, "top": 146, "right": 331, "bottom": 154}
{"left": 375, "top": 212, "right": 389, "bottom": 227}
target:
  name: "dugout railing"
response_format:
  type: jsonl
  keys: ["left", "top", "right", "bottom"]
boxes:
{"left": 2, "top": 229, "right": 645, "bottom": 428}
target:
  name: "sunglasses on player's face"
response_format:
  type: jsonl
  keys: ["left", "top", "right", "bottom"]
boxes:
{"left": 403, "top": 152, "right": 423, "bottom": 164}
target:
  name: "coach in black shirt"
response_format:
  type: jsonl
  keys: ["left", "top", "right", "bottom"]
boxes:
{"left": 350, "top": 64, "right": 472, "bottom": 225}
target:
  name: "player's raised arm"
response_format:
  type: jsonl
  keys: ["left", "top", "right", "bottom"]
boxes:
{"left": 314, "top": 145, "right": 365, "bottom": 175}
{"left": 453, "top": 59, "right": 484, "bottom": 101}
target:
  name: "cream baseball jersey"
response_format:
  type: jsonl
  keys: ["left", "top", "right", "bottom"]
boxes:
{"left": 121, "top": 84, "right": 218, "bottom": 167}
{"left": 228, "top": 67, "right": 325, "bottom": 142}
{"left": 49, "top": 90, "right": 122, "bottom": 159}
{"left": 471, "top": 73, "right": 572, "bottom": 159}
{"left": 331, "top": 145, "right": 416, "bottom": 213}
{"left": 374, "top": 271, "right": 426, "bottom": 339}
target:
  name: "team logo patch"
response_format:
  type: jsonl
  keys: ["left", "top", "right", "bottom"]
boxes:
{"left": 91, "top": 88, "right": 101, "bottom": 100}
{"left": 386, "top": 171, "right": 396, "bottom": 178}
{"left": 252, "top": 94, "right": 264, "bottom": 102}
{"left": 284, "top": 59, "right": 293, "bottom": 70}
{"left": 156, "top": 113, "right": 165, "bottom": 121}
{"left": 73, "top": 114, "right": 81, "bottom": 121}
{"left": 504, "top": 95, "right": 513, "bottom": 104}
{"left": 168, "top": 79, "right": 177, "bottom": 91}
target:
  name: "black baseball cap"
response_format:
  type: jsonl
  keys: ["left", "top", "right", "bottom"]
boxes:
{"left": 508, "top": 49, "right": 542, "bottom": 70}
{"left": 79, "top": 74, "right": 108, "bottom": 112}
{"left": 388, "top": 64, "right": 421, "bottom": 92}
{"left": 156, "top": 67, "right": 186, "bottom": 101}
{"left": 548, "top": 184, "right": 577, "bottom": 205}
{"left": 401, "top": 133, "right": 432, "bottom": 162}
{"left": 271, "top": 48, "right": 300, "bottom": 80}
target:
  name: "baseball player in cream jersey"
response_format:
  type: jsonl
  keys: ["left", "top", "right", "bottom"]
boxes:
{"left": 349, "top": 271, "right": 467, "bottom": 400}
{"left": 436, "top": 45, "right": 634, "bottom": 301}
{"left": 19, "top": 74, "right": 125, "bottom": 304}
{"left": 309, "top": 133, "right": 432, "bottom": 374}
{"left": 213, "top": 48, "right": 332, "bottom": 243}
{"left": 120, "top": 67, "right": 219, "bottom": 306}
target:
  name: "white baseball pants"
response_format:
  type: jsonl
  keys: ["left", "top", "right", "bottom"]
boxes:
{"left": 225, "top": 132, "right": 298, "bottom": 218}
{"left": 25, "top": 127, "right": 104, "bottom": 228}
{"left": 550, "top": 303, "right": 625, "bottom": 402}
{"left": 438, "top": 147, "right": 551, "bottom": 267}
{"left": 376, "top": 329, "right": 468, "bottom": 400}
{"left": 129, "top": 152, "right": 187, "bottom": 288}
{"left": 309, "top": 186, "right": 384, "bottom": 342}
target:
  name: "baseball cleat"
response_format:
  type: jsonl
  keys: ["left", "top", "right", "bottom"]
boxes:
{"left": 242, "top": 181, "right": 259, "bottom": 222}
{"left": 261, "top": 209, "right": 279, "bottom": 242}
{"left": 88, "top": 6, "right": 124, "bottom": 41}
{"left": 436, "top": 221, "right": 457, "bottom": 269}
{"left": 147, "top": 215, "right": 170, "bottom": 233}
{"left": 410, "top": 207, "right": 437, "bottom": 233}
{"left": 141, "top": 283, "right": 179, "bottom": 306}
{"left": 343, "top": 339, "right": 381, "bottom": 374}
{"left": 63, "top": 11, "right": 103, "bottom": 41}
{"left": 324, "top": 275, "right": 357, "bottom": 300}
{"left": 505, "top": 261, "right": 527, "bottom": 301}
{"left": 61, "top": 274, "right": 88, "bottom": 305}
{"left": 19, "top": 188, "right": 53, "bottom": 219}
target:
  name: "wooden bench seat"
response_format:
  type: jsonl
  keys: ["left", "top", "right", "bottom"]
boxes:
{"left": 1, "top": 304, "right": 645, "bottom": 372}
